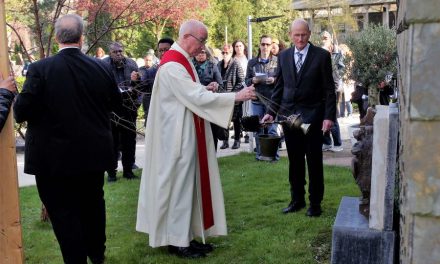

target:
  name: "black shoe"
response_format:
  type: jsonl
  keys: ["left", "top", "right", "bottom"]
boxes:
{"left": 132, "top": 163, "right": 139, "bottom": 170}
{"left": 107, "top": 171, "right": 117, "bottom": 183}
{"left": 282, "top": 201, "right": 306, "bottom": 214}
{"left": 231, "top": 140, "right": 240, "bottom": 149}
{"left": 122, "top": 170, "right": 136, "bottom": 179}
{"left": 190, "top": 240, "right": 213, "bottom": 253}
{"left": 89, "top": 255, "right": 105, "bottom": 264}
{"left": 220, "top": 141, "right": 229, "bottom": 149}
{"left": 168, "top": 245, "right": 206, "bottom": 258}
{"left": 306, "top": 205, "right": 322, "bottom": 217}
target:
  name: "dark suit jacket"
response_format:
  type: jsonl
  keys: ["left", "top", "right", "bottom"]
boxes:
{"left": 14, "top": 48, "right": 122, "bottom": 175}
{"left": 269, "top": 43, "right": 336, "bottom": 125}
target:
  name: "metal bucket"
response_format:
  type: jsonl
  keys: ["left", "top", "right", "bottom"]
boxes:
{"left": 258, "top": 134, "right": 281, "bottom": 161}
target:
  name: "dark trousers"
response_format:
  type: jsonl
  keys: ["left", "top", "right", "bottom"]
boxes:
{"left": 111, "top": 108, "right": 138, "bottom": 172}
{"left": 232, "top": 117, "right": 241, "bottom": 140}
{"left": 284, "top": 123, "right": 324, "bottom": 206}
{"left": 35, "top": 171, "right": 106, "bottom": 264}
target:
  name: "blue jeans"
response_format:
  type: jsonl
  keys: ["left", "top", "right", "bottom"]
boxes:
{"left": 251, "top": 102, "right": 279, "bottom": 160}
{"left": 323, "top": 119, "right": 342, "bottom": 147}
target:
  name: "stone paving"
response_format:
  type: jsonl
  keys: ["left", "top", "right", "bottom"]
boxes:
{"left": 16, "top": 114, "right": 360, "bottom": 187}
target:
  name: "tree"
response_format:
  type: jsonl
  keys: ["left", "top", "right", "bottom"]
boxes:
{"left": 5, "top": 0, "right": 208, "bottom": 60}
{"left": 78, "top": 0, "right": 208, "bottom": 55}
{"left": 204, "top": 0, "right": 295, "bottom": 53}
{"left": 346, "top": 25, "right": 397, "bottom": 107}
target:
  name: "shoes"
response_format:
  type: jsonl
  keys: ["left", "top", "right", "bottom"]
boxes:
{"left": 89, "top": 255, "right": 105, "bottom": 264}
{"left": 322, "top": 144, "right": 332, "bottom": 151}
{"left": 220, "top": 140, "right": 229, "bottom": 149}
{"left": 282, "top": 201, "right": 306, "bottom": 214}
{"left": 231, "top": 140, "right": 240, "bottom": 149}
{"left": 107, "top": 170, "right": 117, "bottom": 183}
{"left": 132, "top": 163, "right": 139, "bottom": 170}
{"left": 330, "top": 145, "right": 343, "bottom": 152}
{"left": 122, "top": 170, "right": 136, "bottom": 179}
{"left": 168, "top": 245, "right": 206, "bottom": 258}
{"left": 190, "top": 240, "right": 214, "bottom": 253}
{"left": 306, "top": 205, "right": 322, "bottom": 217}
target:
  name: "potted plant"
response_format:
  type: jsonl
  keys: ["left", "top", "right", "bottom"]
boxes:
{"left": 346, "top": 25, "right": 397, "bottom": 107}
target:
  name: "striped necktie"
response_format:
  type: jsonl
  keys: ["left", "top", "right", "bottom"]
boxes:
{"left": 296, "top": 52, "right": 303, "bottom": 73}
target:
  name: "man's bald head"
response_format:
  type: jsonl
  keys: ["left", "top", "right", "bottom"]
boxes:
{"left": 289, "top": 18, "right": 311, "bottom": 51}
{"left": 55, "top": 14, "right": 84, "bottom": 44}
{"left": 290, "top": 18, "right": 310, "bottom": 33}
{"left": 178, "top": 20, "right": 208, "bottom": 40}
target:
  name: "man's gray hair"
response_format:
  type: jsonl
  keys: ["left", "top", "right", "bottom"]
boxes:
{"left": 55, "top": 14, "right": 84, "bottom": 44}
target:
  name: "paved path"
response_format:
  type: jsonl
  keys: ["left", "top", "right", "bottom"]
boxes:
{"left": 16, "top": 114, "right": 360, "bottom": 187}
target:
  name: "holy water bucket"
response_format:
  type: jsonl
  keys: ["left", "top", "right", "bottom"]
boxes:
{"left": 258, "top": 134, "right": 281, "bottom": 161}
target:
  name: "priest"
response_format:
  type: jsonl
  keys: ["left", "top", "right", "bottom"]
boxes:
{"left": 136, "top": 19, "right": 256, "bottom": 258}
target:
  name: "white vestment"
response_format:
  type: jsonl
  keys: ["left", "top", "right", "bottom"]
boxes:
{"left": 136, "top": 43, "right": 236, "bottom": 247}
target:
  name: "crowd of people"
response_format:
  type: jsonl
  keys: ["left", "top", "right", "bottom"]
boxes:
{"left": 0, "top": 12, "right": 397, "bottom": 263}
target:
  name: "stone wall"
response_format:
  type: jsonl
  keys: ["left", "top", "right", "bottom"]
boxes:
{"left": 397, "top": 0, "right": 440, "bottom": 263}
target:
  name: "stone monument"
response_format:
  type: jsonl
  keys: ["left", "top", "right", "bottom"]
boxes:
{"left": 331, "top": 106, "right": 398, "bottom": 264}
{"left": 351, "top": 107, "right": 375, "bottom": 217}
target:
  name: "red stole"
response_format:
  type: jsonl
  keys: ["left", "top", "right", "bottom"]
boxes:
{"left": 160, "top": 50, "right": 214, "bottom": 230}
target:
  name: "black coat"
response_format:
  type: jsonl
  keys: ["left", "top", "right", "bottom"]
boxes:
{"left": 269, "top": 43, "right": 336, "bottom": 125}
{"left": 14, "top": 48, "right": 122, "bottom": 175}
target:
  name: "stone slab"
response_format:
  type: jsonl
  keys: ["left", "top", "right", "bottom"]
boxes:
{"left": 370, "top": 105, "right": 398, "bottom": 231}
{"left": 331, "top": 197, "right": 395, "bottom": 264}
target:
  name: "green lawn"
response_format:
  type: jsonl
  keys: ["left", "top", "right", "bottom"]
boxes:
{"left": 20, "top": 153, "right": 360, "bottom": 264}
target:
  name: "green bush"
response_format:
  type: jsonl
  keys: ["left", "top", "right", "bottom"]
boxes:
{"left": 346, "top": 25, "right": 397, "bottom": 106}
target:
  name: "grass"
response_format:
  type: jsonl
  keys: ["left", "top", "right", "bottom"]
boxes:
{"left": 20, "top": 153, "right": 360, "bottom": 264}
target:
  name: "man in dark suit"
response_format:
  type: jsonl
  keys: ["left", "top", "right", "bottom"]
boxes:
{"left": 103, "top": 42, "right": 139, "bottom": 181}
{"left": 262, "top": 19, "right": 336, "bottom": 217}
{"left": 14, "top": 14, "right": 121, "bottom": 263}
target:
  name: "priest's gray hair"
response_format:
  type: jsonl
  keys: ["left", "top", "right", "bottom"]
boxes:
{"left": 55, "top": 14, "right": 84, "bottom": 44}
{"left": 179, "top": 19, "right": 208, "bottom": 38}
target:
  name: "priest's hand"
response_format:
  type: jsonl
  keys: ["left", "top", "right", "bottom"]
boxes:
{"left": 235, "top": 85, "right": 256, "bottom": 102}
{"left": 206, "top": 82, "right": 219, "bottom": 92}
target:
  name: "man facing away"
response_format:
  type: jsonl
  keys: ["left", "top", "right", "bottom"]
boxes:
{"left": 136, "top": 19, "right": 256, "bottom": 258}
{"left": 14, "top": 14, "right": 121, "bottom": 263}
{"left": 262, "top": 18, "right": 336, "bottom": 217}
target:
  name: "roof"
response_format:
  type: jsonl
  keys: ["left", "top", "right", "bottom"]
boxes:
{"left": 292, "top": 0, "right": 396, "bottom": 10}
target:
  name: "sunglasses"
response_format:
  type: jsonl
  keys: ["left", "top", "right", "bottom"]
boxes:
{"left": 221, "top": 51, "right": 230, "bottom": 55}
{"left": 260, "top": 43, "right": 272, "bottom": 46}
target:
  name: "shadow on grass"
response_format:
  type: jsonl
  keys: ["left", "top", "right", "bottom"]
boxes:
{"left": 20, "top": 153, "right": 359, "bottom": 264}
